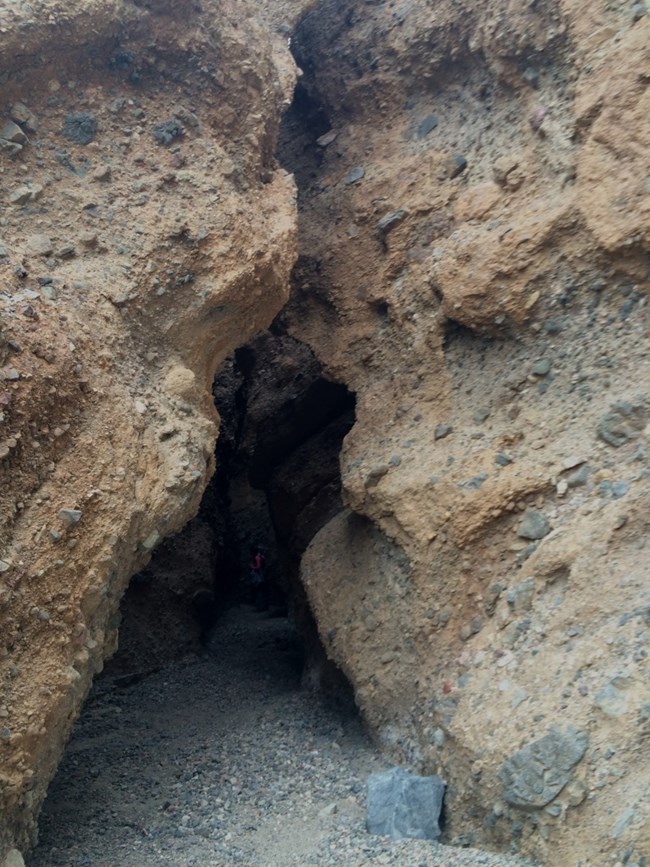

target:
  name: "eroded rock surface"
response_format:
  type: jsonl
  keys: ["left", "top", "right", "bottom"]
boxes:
{"left": 284, "top": 0, "right": 650, "bottom": 863}
{"left": 1, "top": 0, "right": 649, "bottom": 864}
{"left": 0, "top": 0, "right": 297, "bottom": 858}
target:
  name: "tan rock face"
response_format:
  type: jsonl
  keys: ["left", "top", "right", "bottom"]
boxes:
{"left": 283, "top": 0, "right": 650, "bottom": 863}
{"left": 0, "top": 0, "right": 297, "bottom": 857}
{"left": 1, "top": 0, "right": 649, "bottom": 864}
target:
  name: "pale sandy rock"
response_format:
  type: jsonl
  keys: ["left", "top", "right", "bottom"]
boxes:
{"left": 453, "top": 183, "right": 502, "bottom": 221}
{"left": 0, "top": 0, "right": 297, "bottom": 858}
{"left": 164, "top": 365, "right": 196, "bottom": 401}
{"left": 1, "top": 0, "right": 649, "bottom": 865}
{"left": 286, "top": 1, "right": 650, "bottom": 864}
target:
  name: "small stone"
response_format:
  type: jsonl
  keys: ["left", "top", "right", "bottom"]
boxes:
{"left": 79, "top": 232, "right": 98, "bottom": 249}
{"left": 0, "top": 139, "right": 23, "bottom": 158}
{"left": 473, "top": 407, "right": 491, "bottom": 424}
{"left": 9, "top": 187, "right": 33, "bottom": 206}
{"left": 495, "top": 452, "right": 513, "bottom": 466}
{"left": 612, "top": 807, "right": 636, "bottom": 839}
{"left": 507, "top": 577, "right": 535, "bottom": 612}
{"left": 434, "top": 423, "right": 453, "bottom": 441}
{"left": 152, "top": 118, "right": 184, "bottom": 145}
{"left": 562, "top": 455, "right": 586, "bottom": 470}
{"left": 532, "top": 358, "right": 552, "bottom": 376}
{"left": 173, "top": 105, "right": 200, "bottom": 129}
{"left": 470, "top": 615, "right": 483, "bottom": 634}
{"left": 416, "top": 114, "right": 438, "bottom": 138}
{"left": 11, "top": 102, "right": 38, "bottom": 131}
{"left": 512, "top": 688, "right": 528, "bottom": 709}
{"left": 0, "top": 560, "right": 11, "bottom": 573}
{"left": 377, "top": 209, "right": 408, "bottom": 236}
{"left": 567, "top": 465, "right": 589, "bottom": 487}
{"left": 632, "top": 2, "right": 646, "bottom": 21}
{"left": 343, "top": 166, "right": 365, "bottom": 185}
{"left": 529, "top": 105, "right": 548, "bottom": 132}
{"left": 463, "top": 473, "right": 488, "bottom": 490}
{"left": 1, "top": 121, "right": 27, "bottom": 144}
{"left": 318, "top": 802, "right": 338, "bottom": 819}
{"left": 366, "top": 768, "right": 445, "bottom": 841}
{"left": 493, "top": 154, "right": 524, "bottom": 189}
{"left": 597, "top": 401, "right": 647, "bottom": 447}
{"left": 611, "top": 480, "right": 629, "bottom": 498}
{"left": 594, "top": 678, "right": 630, "bottom": 717}
{"left": 63, "top": 112, "right": 98, "bottom": 145}
{"left": 316, "top": 130, "right": 337, "bottom": 147}
{"left": 26, "top": 234, "right": 53, "bottom": 257}
{"left": 57, "top": 245, "right": 76, "bottom": 260}
{"left": 447, "top": 154, "right": 468, "bottom": 179}
{"left": 91, "top": 164, "right": 111, "bottom": 182}
{"left": 143, "top": 530, "right": 160, "bottom": 551}
{"left": 517, "top": 509, "right": 551, "bottom": 540}
{"left": 522, "top": 67, "right": 539, "bottom": 88}
{"left": 3, "top": 849, "right": 25, "bottom": 867}
{"left": 58, "top": 508, "right": 82, "bottom": 526}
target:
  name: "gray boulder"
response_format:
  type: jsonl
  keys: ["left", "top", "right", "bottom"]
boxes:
{"left": 499, "top": 725, "right": 588, "bottom": 810}
{"left": 366, "top": 767, "right": 445, "bottom": 840}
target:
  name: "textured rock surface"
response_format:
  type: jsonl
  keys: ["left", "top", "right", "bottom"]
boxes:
{"left": 0, "top": 0, "right": 649, "bottom": 864}
{"left": 366, "top": 767, "right": 445, "bottom": 841}
{"left": 287, "top": 0, "right": 650, "bottom": 864}
{"left": 0, "top": 0, "right": 297, "bottom": 858}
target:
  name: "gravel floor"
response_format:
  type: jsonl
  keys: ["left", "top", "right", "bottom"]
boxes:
{"left": 29, "top": 606, "right": 536, "bottom": 867}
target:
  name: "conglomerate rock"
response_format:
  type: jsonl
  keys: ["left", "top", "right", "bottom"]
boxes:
{"left": 288, "top": 0, "right": 650, "bottom": 864}
{"left": 0, "top": 0, "right": 297, "bottom": 858}
{"left": 1, "top": 0, "right": 649, "bottom": 864}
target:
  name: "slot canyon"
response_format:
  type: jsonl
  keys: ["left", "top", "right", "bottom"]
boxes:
{"left": 0, "top": 0, "right": 649, "bottom": 865}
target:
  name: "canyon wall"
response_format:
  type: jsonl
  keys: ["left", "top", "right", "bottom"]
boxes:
{"left": 1, "top": 0, "right": 649, "bottom": 864}
{"left": 0, "top": 0, "right": 297, "bottom": 858}
{"left": 285, "top": 0, "right": 650, "bottom": 864}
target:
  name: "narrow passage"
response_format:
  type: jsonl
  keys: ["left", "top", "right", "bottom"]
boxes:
{"left": 29, "top": 606, "right": 532, "bottom": 867}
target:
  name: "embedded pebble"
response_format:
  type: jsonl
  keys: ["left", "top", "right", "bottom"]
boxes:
{"left": 343, "top": 166, "right": 365, "bottom": 185}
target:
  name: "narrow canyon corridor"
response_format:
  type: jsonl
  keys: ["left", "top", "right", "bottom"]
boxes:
{"left": 28, "top": 605, "right": 533, "bottom": 867}
{"left": 1, "top": 0, "right": 649, "bottom": 864}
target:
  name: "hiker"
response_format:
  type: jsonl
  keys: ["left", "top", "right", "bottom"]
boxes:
{"left": 249, "top": 547, "right": 268, "bottom": 610}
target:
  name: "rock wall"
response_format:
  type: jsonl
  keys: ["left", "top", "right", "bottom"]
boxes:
{"left": 1, "top": 0, "right": 649, "bottom": 863}
{"left": 283, "top": 0, "right": 650, "bottom": 863}
{"left": 0, "top": 0, "right": 297, "bottom": 858}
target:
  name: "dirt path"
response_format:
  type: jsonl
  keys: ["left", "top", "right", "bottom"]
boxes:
{"left": 28, "top": 607, "right": 534, "bottom": 867}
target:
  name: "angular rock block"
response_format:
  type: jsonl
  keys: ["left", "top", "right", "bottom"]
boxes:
{"left": 366, "top": 767, "right": 445, "bottom": 840}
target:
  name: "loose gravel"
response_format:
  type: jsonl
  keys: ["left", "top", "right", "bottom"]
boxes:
{"left": 29, "top": 606, "right": 536, "bottom": 867}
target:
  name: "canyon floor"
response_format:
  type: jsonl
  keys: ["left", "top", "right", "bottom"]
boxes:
{"left": 28, "top": 606, "right": 534, "bottom": 867}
